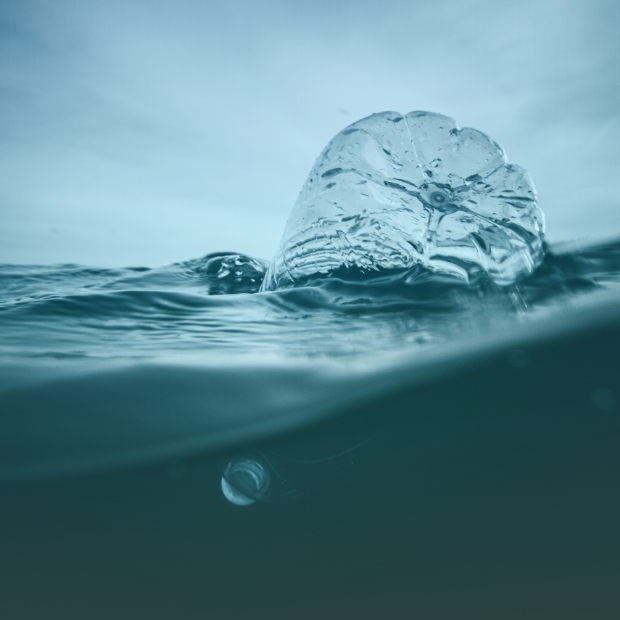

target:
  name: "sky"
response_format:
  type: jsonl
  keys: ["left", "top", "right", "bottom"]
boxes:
{"left": 1, "top": 0, "right": 619, "bottom": 267}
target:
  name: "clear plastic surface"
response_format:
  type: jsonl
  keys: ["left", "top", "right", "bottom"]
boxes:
{"left": 262, "top": 111, "right": 545, "bottom": 290}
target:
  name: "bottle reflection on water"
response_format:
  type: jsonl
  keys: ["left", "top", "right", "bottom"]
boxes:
{"left": 219, "top": 430, "right": 374, "bottom": 506}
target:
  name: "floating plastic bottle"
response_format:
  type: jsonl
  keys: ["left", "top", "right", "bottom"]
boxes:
{"left": 262, "top": 111, "right": 545, "bottom": 291}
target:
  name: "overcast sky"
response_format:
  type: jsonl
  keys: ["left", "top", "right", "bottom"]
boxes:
{"left": 1, "top": 0, "right": 619, "bottom": 266}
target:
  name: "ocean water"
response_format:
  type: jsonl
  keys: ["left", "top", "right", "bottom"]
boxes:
{"left": 2, "top": 112, "right": 620, "bottom": 618}
{"left": 1, "top": 239, "right": 619, "bottom": 483}
{"left": 0, "top": 110, "right": 615, "bottom": 491}
{"left": 1, "top": 239, "right": 620, "bottom": 618}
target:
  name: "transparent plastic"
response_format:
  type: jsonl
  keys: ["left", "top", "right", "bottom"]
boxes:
{"left": 262, "top": 111, "right": 545, "bottom": 290}
{"left": 221, "top": 457, "right": 270, "bottom": 506}
{"left": 220, "top": 430, "right": 374, "bottom": 505}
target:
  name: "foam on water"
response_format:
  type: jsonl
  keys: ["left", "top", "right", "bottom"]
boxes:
{"left": 262, "top": 111, "right": 545, "bottom": 290}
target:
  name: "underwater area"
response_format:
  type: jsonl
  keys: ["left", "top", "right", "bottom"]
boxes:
{"left": 1, "top": 109, "right": 620, "bottom": 619}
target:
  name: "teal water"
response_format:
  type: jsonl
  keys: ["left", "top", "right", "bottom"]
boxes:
{"left": 1, "top": 239, "right": 620, "bottom": 480}
{"left": 2, "top": 104, "right": 619, "bottom": 610}
{"left": 1, "top": 240, "right": 620, "bottom": 619}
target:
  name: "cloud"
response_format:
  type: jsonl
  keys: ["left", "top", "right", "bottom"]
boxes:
{"left": 1, "top": 0, "right": 619, "bottom": 265}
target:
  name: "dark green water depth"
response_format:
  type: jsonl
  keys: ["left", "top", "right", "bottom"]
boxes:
{"left": 1, "top": 241, "right": 619, "bottom": 618}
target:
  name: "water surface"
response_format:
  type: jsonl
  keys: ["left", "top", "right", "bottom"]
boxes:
{"left": 1, "top": 239, "right": 620, "bottom": 480}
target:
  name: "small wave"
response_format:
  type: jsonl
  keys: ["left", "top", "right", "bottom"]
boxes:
{"left": 1, "top": 239, "right": 619, "bottom": 362}
{"left": 0, "top": 238, "right": 619, "bottom": 481}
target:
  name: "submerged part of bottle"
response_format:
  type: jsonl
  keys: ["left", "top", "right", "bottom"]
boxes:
{"left": 220, "top": 430, "right": 375, "bottom": 505}
{"left": 261, "top": 111, "right": 545, "bottom": 291}
{"left": 221, "top": 457, "right": 271, "bottom": 506}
